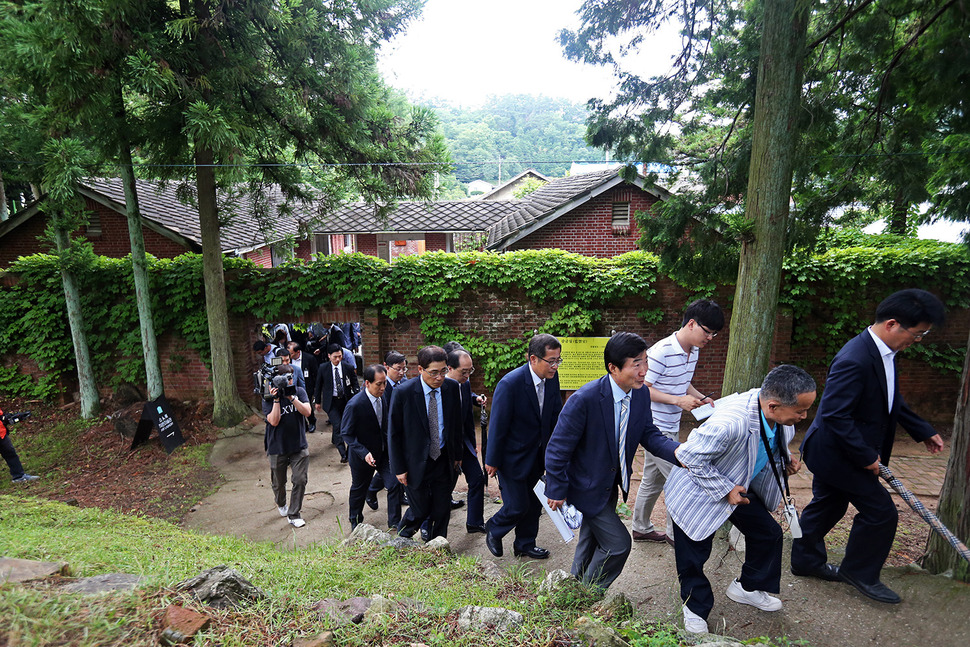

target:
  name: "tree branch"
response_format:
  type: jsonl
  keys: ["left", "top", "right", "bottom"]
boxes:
{"left": 807, "top": 0, "right": 877, "bottom": 51}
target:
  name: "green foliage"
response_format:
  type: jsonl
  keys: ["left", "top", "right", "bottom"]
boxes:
{"left": 2, "top": 239, "right": 967, "bottom": 399}
{"left": 511, "top": 176, "right": 548, "bottom": 199}
{"left": 782, "top": 237, "right": 970, "bottom": 364}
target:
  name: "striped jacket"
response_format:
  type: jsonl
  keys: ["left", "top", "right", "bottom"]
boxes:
{"left": 664, "top": 389, "right": 793, "bottom": 541}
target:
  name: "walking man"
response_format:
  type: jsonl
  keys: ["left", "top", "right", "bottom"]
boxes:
{"left": 791, "top": 289, "right": 945, "bottom": 604}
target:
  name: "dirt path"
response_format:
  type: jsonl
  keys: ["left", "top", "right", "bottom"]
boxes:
{"left": 183, "top": 417, "right": 970, "bottom": 647}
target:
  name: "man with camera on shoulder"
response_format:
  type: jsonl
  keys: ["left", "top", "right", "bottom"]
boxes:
{"left": 263, "top": 364, "right": 312, "bottom": 528}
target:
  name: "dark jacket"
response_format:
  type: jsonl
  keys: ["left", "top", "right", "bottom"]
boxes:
{"left": 341, "top": 389, "right": 390, "bottom": 463}
{"left": 484, "top": 363, "right": 562, "bottom": 477}
{"left": 545, "top": 375, "right": 678, "bottom": 516}
{"left": 801, "top": 331, "right": 936, "bottom": 485}
{"left": 316, "top": 360, "right": 359, "bottom": 411}
{"left": 387, "top": 376, "right": 462, "bottom": 488}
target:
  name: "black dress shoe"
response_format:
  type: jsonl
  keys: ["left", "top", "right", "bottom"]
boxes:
{"left": 420, "top": 527, "right": 431, "bottom": 542}
{"left": 839, "top": 570, "right": 901, "bottom": 604}
{"left": 484, "top": 530, "right": 503, "bottom": 557}
{"left": 513, "top": 546, "right": 550, "bottom": 559}
{"left": 451, "top": 499, "right": 465, "bottom": 509}
{"left": 365, "top": 496, "right": 379, "bottom": 511}
{"left": 398, "top": 528, "right": 415, "bottom": 539}
{"left": 339, "top": 456, "right": 349, "bottom": 464}
{"left": 401, "top": 492, "right": 410, "bottom": 506}
{"left": 466, "top": 523, "right": 487, "bottom": 534}
{"left": 791, "top": 563, "right": 840, "bottom": 582}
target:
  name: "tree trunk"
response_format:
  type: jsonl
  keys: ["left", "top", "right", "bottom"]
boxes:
{"left": 721, "top": 0, "right": 812, "bottom": 393}
{"left": 888, "top": 189, "right": 909, "bottom": 235}
{"left": 0, "top": 168, "right": 8, "bottom": 221}
{"left": 53, "top": 226, "right": 100, "bottom": 418}
{"left": 922, "top": 328, "right": 970, "bottom": 581}
{"left": 195, "top": 145, "right": 249, "bottom": 427}
{"left": 119, "top": 139, "right": 164, "bottom": 400}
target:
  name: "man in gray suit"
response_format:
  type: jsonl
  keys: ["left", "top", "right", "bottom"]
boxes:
{"left": 665, "top": 365, "right": 815, "bottom": 634}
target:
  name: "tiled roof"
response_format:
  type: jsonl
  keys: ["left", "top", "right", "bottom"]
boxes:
{"left": 81, "top": 178, "right": 301, "bottom": 253}
{"left": 486, "top": 169, "right": 623, "bottom": 247}
{"left": 313, "top": 200, "right": 518, "bottom": 233}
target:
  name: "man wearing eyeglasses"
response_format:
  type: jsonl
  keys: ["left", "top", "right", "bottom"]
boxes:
{"left": 633, "top": 298, "right": 724, "bottom": 546}
{"left": 388, "top": 345, "right": 463, "bottom": 540}
{"left": 445, "top": 348, "right": 488, "bottom": 534}
{"left": 791, "top": 288, "right": 945, "bottom": 604}
{"left": 484, "top": 333, "right": 563, "bottom": 559}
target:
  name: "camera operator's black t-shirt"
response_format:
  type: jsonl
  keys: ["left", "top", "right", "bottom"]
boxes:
{"left": 262, "top": 386, "right": 309, "bottom": 455}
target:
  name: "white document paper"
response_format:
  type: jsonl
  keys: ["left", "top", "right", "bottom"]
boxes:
{"left": 691, "top": 392, "right": 741, "bottom": 421}
{"left": 533, "top": 480, "right": 575, "bottom": 543}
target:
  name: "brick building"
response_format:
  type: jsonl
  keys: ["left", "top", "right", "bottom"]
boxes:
{"left": 0, "top": 178, "right": 305, "bottom": 269}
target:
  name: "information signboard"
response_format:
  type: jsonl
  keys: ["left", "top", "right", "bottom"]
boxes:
{"left": 131, "top": 394, "right": 185, "bottom": 454}
{"left": 556, "top": 337, "right": 609, "bottom": 390}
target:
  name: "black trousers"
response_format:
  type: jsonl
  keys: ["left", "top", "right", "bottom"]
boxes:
{"left": 487, "top": 465, "right": 542, "bottom": 552}
{"left": 399, "top": 455, "right": 452, "bottom": 539}
{"left": 791, "top": 471, "right": 897, "bottom": 585}
{"left": 673, "top": 492, "right": 783, "bottom": 620}
{"left": 1, "top": 433, "right": 26, "bottom": 479}
{"left": 327, "top": 397, "right": 348, "bottom": 459}
{"left": 348, "top": 452, "right": 401, "bottom": 528}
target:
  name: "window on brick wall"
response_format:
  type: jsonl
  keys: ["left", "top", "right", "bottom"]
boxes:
{"left": 85, "top": 212, "right": 102, "bottom": 237}
{"left": 612, "top": 202, "right": 630, "bottom": 236}
{"left": 313, "top": 234, "right": 331, "bottom": 257}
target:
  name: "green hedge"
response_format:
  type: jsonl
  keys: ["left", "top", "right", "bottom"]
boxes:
{"left": 1, "top": 239, "right": 967, "bottom": 400}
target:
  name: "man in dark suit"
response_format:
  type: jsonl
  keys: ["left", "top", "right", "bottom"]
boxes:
{"left": 484, "top": 334, "right": 564, "bottom": 559}
{"left": 365, "top": 351, "right": 410, "bottom": 510}
{"left": 341, "top": 364, "right": 401, "bottom": 530}
{"left": 288, "top": 342, "right": 319, "bottom": 433}
{"left": 388, "top": 345, "right": 462, "bottom": 540}
{"left": 545, "top": 332, "right": 681, "bottom": 591}
{"left": 315, "top": 343, "right": 360, "bottom": 463}
{"left": 791, "top": 289, "right": 945, "bottom": 604}
{"left": 446, "top": 348, "right": 487, "bottom": 533}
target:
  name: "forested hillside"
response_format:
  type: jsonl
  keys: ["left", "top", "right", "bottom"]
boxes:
{"left": 425, "top": 95, "right": 603, "bottom": 191}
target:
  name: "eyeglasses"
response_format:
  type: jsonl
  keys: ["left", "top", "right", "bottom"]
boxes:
{"left": 460, "top": 368, "right": 475, "bottom": 376}
{"left": 699, "top": 324, "right": 718, "bottom": 338}
{"left": 903, "top": 327, "right": 931, "bottom": 340}
{"left": 536, "top": 356, "right": 565, "bottom": 367}
{"left": 423, "top": 369, "right": 446, "bottom": 378}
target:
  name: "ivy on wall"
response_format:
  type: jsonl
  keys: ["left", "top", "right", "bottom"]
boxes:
{"left": 1, "top": 239, "right": 967, "bottom": 399}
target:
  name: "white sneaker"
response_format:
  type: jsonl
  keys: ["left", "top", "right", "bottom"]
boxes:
{"left": 277, "top": 506, "right": 288, "bottom": 517}
{"left": 682, "top": 605, "right": 708, "bottom": 634}
{"left": 725, "top": 578, "right": 783, "bottom": 611}
{"left": 288, "top": 517, "right": 306, "bottom": 528}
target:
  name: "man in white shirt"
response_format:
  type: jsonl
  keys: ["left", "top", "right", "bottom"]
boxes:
{"left": 632, "top": 299, "right": 724, "bottom": 545}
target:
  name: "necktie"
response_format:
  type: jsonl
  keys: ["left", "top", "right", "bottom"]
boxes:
{"left": 537, "top": 379, "right": 545, "bottom": 416}
{"left": 374, "top": 396, "right": 383, "bottom": 426}
{"left": 428, "top": 389, "right": 440, "bottom": 460}
{"left": 619, "top": 395, "right": 630, "bottom": 495}
{"left": 335, "top": 366, "right": 344, "bottom": 397}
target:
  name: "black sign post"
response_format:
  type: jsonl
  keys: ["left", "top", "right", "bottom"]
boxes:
{"left": 131, "top": 395, "right": 185, "bottom": 454}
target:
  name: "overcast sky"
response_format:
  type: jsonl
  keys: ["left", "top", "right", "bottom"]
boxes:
{"left": 377, "top": 0, "right": 679, "bottom": 107}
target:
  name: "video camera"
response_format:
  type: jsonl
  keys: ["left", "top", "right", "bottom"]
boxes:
{"left": 271, "top": 374, "right": 297, "bottom": 398}
{"left": 253, "top": 356, "right": 285, "bottom": 401}
{"left": 0, "top": 410, "right": 31, "bottom": 425}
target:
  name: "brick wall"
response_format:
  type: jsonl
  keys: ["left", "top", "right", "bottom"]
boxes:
{"left": 509, "top": 185, "right": 658, "bottom": 257}
{"left": 0, "top": 198, "right": 191, "bottom": 268}
{"left": 426, "top": 233, "right": 447, "bottom": 252}
{"left": 245, "top": 246, "right": 273, "bottom": 267}
{"left": 4, "top": 264, "right": 965, "bottom": 426}
{"left": 357, "top": 234, "right": 378, "bottom": 257}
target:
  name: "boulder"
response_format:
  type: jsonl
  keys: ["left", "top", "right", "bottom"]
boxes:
{"left": 539, "top": 569, "right": 575, "bottom": 594}
{"left": 176, "top": 565, "right": 265, "bottom": 609}
{"left": 423, "top": 536, "right": 451, "bottom": 552}
{"left": 293, "top": 632, "right": 335, "bottom": 647}
{"left": 342, "top": 523, "right": 392, "bottom": 546}
{"left": 0, "top": 557, "right": 70, "bottom": 584}
{"left": 456, "top": 605, "right": 524, "bottom": 632}
{"left": 592, "top": 590, "right": 634, "bottom": 621}
{"left": 571, "top": 615, "right": 629, "bottom": 647}
{"left": 61, "top": 573, "right": 146, "bottom": 594}
{"left": 311, "top": 597, "right": 372, "bottom": 625}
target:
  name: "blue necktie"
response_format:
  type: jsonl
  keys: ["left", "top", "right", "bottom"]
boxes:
{"left": 619, "top": 395, "right": 630, "bottom": 494}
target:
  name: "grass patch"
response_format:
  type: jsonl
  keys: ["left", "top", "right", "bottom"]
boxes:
{"left": 2, "top": 496, "right": 698, "bottom": 646}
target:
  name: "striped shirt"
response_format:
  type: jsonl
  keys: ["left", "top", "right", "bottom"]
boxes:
{"left": 646, "top": 332, "right": 699, "bottom": 434}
